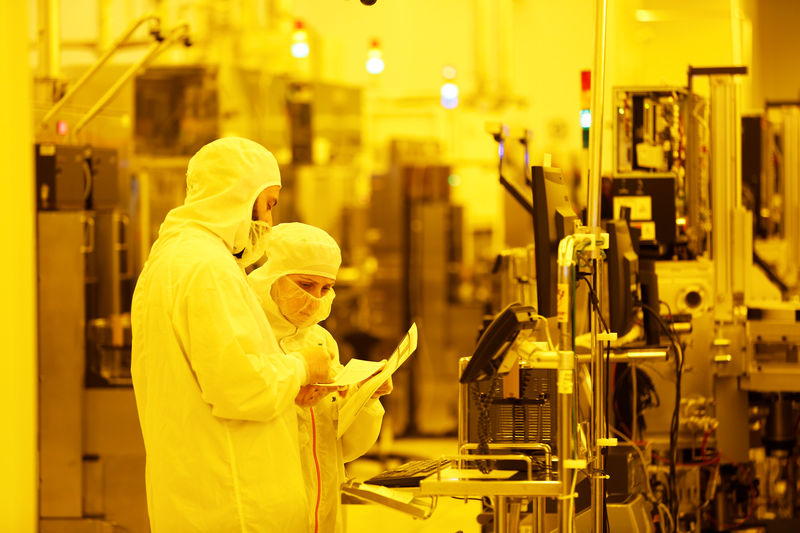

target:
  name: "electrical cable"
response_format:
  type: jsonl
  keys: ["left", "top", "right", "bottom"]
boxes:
{"left": 632, "top": 363, "right": 638, "bottom": 441}
{"left": 310, "top": 407, "right": 321, "bottom": 533}
{"left": 641, "top": 303, "right": 683, "bottom": 533}
{"left": 577, "top": 275, "right": 610, "bottom": 333}
{"left": 577, "top": 269, "right": 613, "bottom": 532}
{"left": 610, "top": 426, "right": 675, "bottom": 532}
{"left": 471, "top": 376, "right": 500, "bottom": 474}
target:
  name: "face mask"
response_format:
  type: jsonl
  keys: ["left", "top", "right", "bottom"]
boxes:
{"left": 271, "top": 276, "right": 334, "bottom": 328}
{"left": 236, "top": 220, "right": 271, "bottom": 267}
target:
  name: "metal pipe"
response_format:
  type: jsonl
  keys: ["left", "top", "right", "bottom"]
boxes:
{"left": 41, "top": 13, "right": 160, "bottom": 127}
{"left": 508, "top": 499, "right": 521, "bottom": 533}
{"left": 458, "top": 442, "right": 552, "bottom": 478}
{"left": 37, "top": 0, "right": 61, "bottom": 80}
{"left": 535, "top": 498, "right": 546, "bottom": 533}
{"left": 784, "top": 109, "right": 800, "bottom": 274}
{"left": 473, "top": 0, "right": 491, "bottom": 98}
{"left": 557, "top": 248, "right": 575, "bottom": 533}
{"left": 557, "top": 348, "right": 574, "bottom": 533}
{"left": 709, "top": 75, "right": 740, "bottom": 320}
{"left": 585, "top": 0, "right": 608, "bottom": 232}
{"left": 97, "top": 0, "right": 112, "bottom": 53}
{"left": 449, "top": 453, "right": 534, "bottom": 481}
{"left": 686, "top": 69, "right": 697, "bottom": 253}
{"left": 458, "top": 358, "right": 469, "bottom": 453}
{"left": 73, "top": 23, "right": 189, "bottom": 136}
{"left": 556, "top": 236, "right": 575, "bottom": 533}
{"left": 495, "top": 496, "right": 508, "bottom": 533}
{"left": 586, "top": 15, "right": 610, "bottom": 528}
{"left": 576, "top": 349, "right": 669, "bottom": 364}
{"left": 591, "top": 258, "right": 606, "bottom": 533}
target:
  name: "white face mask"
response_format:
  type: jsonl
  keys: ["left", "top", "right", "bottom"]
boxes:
{"left": 271, "top": 276, "right": 334, "bottom": 328}
{"left": 236, "top": 220, "right": 271, "bottom": 267}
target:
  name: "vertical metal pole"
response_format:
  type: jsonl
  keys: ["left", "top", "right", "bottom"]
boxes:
{"left": 37, "top": 0, "right": 60, "bottom": 81}
{"left": 586, "top": 0, "right": 608, "bottom": 528}
{"left": 709, "top": 76, "right": 740, "bottom": 321}
{"left": 97, "top": 0, "right": 112, "bottom": 53}
{"left": 591, "top": 258, "right": 606, "bottom": 533}
{"left": 585, "top": 0, "right": 608, "bottom": 231}
{"left": 508, "top": 500, "right": 521, "bottom": 533}
{"left": 495, "top": 496, "right": 508, "bottom": 533}
{"left": 686, "top": 73, "right": 695, "bottom": 236}
{"left": 783, "top": 110, "right": 800, "bottom": 274}
{"left": 557, "top": 258, "right": 575, "bottom": 533}
{"left": 536, "top": 498, "right": 546, "bottom": 533}
{"left": 557, "top": 348, "right": 575, "bottom": 533}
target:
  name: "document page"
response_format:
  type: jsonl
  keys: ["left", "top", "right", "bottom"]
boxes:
{"left": 316, "top": 358, "right": 386, "bottom": 387}
{"left": 337, "top": 323, "right": 418, "bottom": 438}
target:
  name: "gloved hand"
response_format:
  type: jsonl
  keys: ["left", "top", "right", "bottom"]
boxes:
{"left": 355, "top": 363, "right": 394, "bottom": 399}
{"left": 300, "top": 345, "right": 333, "bottom": 385}
{"left": 372, "top": 376, "right": 393, "bottom": 399}
{"left": 295, "top": 385, "right": 331, "bottom": 407}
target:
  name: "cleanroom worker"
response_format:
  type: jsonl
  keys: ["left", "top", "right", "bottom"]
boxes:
{"left": 131, "top": 138, "right": 333, "bottom": 532}
{"left": 248, "top": 222, "right": 391, "bottom": 533}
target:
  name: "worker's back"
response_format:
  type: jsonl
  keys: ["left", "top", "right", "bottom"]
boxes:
{"left": 131, "top": 226, "right": 310, "bottom": 533}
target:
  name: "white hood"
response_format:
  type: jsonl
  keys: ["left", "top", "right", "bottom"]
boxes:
{"left": 248, "top": 222, "right": 341, "bottom": 338}
{"left": 157, "top": 137, "right": 281, "bottom": 252}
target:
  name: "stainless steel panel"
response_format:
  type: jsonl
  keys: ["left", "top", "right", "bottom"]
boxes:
{"left": 84, "top": 389, "right": 144, "bottom": 455}
{"left": 40, "top": 518, "right": 116, "bottom": 533}
{"left": 38, "top": 211, "right": 86, "bottom": 517}
{"left": 84, "top": 389, "right": 148, "bottom": 531}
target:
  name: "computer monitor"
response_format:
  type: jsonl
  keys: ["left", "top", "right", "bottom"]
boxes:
{"left": 459, "top": 303, "right": 539, "bottom": 383}
{"left": 606, "top": 218, "right": 640, "bottom": 337}
{"left": 458, "top": 303, "right": 558, "bottom": 454}
{"left": 532, "top": 166, "right": 579, "bottom": 317}
{"left": 610, "top": 174, "right": 676, "bottom": 258}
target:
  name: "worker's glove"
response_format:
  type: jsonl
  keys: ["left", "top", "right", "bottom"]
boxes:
{"left": 300, "top": 345, "right": 333, "bottom": 385}
{"left": 371, "top": 376, "right": 393, "bottom": 399}
{"left": 295, "top": 385, "right": 331, "bottom": 407}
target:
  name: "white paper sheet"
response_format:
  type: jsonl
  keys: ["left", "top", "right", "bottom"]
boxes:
{"left": 315, "top": 358, "right": 386, "bottom": 387}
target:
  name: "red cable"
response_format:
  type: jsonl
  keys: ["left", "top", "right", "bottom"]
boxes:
{"left": 700, "top": 426, "right": 715, "bottom": 460}
{"left": 310, "top": 407, "right": 321, "bottom": 533}
{"left": 704, "top": 455, "right": 757, "bottom": 529}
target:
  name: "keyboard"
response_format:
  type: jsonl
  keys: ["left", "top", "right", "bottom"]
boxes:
{"left": 363, "top": 458, "right": 452, "bottom": 488}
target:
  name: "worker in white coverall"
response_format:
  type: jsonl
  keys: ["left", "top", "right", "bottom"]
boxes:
{"left": 131, "top": 137, "right": 333, "bottom": 532}
{"left": 248, "top": 222, "right": 392, "bottom": 533}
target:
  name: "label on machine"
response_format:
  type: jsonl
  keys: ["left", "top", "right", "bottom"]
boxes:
{"left": 557, "top": 283, "right": 569, "bottom": 323}
{"left": 557, "top": 369, "right": 574, "bottom": 394}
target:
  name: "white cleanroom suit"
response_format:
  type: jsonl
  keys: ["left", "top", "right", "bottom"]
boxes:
{"left": 249, "top": 223, "right": 385, "bottom": 533}
{"left": 131, "top": 138, "right": 311, "bottom": 532}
